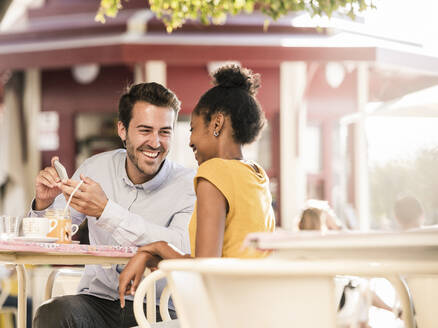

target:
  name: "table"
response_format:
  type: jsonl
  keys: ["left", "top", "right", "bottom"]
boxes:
{"left": 245, "top": 229, "right": 438, "bottom": 328}
{"left": 0, "top": 241, "right": 136, "bottom": 328}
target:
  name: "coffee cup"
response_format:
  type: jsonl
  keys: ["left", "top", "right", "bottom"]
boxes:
{"left": 45, "top": 210, "right": 78, "bottom": 244}
{"left": 22, "top": 217, "right": 57, "bottom": 238}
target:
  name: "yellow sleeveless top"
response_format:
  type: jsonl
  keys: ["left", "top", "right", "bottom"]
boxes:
{"left": 189, "top": 158, "right": 275, "bottom": 258}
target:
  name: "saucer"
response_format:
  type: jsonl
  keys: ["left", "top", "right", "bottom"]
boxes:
{"left": 13, "top": 236, "right": 58, "bottom": 243}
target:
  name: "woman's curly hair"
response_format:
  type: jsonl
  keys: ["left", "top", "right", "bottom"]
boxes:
{"left": 193, "top": 65, "right": 265, "bottom": 144}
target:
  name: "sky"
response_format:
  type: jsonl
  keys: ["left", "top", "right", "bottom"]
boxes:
{"left": 361, "top": 0, "right": 432, "bottom": 46}
{"left": 366, "top": 117, "right": 438, "bottom": 165}
{"left": 290, "top": 0, "right": 438, "bottom": 53}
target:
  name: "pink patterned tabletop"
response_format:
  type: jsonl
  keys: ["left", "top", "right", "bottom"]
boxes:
{"left": 0, "top": 240, "right": 137, "bottom": 258}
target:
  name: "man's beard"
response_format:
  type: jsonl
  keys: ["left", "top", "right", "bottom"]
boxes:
{"left": 125, "top": 135, "right": 165, "bottom": 177}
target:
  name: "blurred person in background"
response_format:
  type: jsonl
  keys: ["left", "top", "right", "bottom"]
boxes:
{"left": 393, "top": 195, "right": 425, "bottom": 231}
{"left": 298, "top": 199, "right": 343, "bottom": 231}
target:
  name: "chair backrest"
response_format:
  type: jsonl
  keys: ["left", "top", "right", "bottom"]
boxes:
{"left": 133, "top": 270, "right": 173, "bottom": 328}
{"left": 405, "top": 275, "right": 438, "bottom": 328}
{"left": 159, "top": 258, "right": 338, "bottom": 328}
{"left": 44, "top": 267, "right": 84, "bottom": 301}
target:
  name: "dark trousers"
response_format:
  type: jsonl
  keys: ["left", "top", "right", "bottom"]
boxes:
{"left": 33, "top": 294, "right": 176, "bottom": 328}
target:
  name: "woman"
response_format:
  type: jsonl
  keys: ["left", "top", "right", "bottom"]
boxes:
{"left": 119, "top": 65, "right": 275, "bottom": 306}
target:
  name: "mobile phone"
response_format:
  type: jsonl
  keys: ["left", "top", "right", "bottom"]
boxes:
{"left": 53, "top": 160, "right": 69, "bottom": 182}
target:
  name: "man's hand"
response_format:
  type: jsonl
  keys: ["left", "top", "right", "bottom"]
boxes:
{"left": 118, "top": 251, "right": 162, "bottom": 308}
{"left": 35, "top": 156, "right": 63, "bottom": 210}
{"left": 60, "top": 174, "right": 108, "bottom": 217}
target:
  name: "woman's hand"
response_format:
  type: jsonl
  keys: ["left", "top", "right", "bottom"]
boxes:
{"left": 118, "top": 251, "right": 162, "bottom": 308}
{"left": 118, "top": 241, "right": 189, "bottom": 307}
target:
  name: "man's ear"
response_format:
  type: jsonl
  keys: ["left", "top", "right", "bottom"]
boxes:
{"left": 117, "top": 121, "right": 127, "bottom": 143}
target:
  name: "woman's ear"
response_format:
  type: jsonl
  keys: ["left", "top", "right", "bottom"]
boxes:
{"left": 214, "top": 113, "right": 225, "bottom": 133}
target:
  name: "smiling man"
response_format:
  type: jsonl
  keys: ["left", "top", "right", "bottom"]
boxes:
{"left": 31, "top": 83, "right": 195, "bottom": 328}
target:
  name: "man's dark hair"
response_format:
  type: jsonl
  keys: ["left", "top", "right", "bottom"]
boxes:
{"left": 193, "top": 65, "right": 265, "bottom": 144}
{"left": 118, "top": 82, "right": 181, "bottom": 129}
{"left": 393, "top": 195, "right": 424, "bottom": 228}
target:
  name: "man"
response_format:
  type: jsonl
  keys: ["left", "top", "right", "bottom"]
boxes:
{"left": 31, "top": 82, "right": 196, "bottom": 327}
{"left": 393, "top": 195, "right": 425, "bottom": 230}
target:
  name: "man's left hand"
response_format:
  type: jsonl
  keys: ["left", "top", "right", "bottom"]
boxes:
{"left": 61, "top": 174, "right": 108, "bottom": 218}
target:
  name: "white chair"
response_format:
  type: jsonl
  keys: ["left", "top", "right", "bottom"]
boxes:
{"left": 133, "top": 269, "right": 177, "bottom": 328}
{"left": 134, "top": 258, "right": 418, "bottom": 328}
{"left": 404, "top": 275, "right": 438, "bottom": 328}
{"left": 135, "top": 258, "right": 340, "bottom": 328}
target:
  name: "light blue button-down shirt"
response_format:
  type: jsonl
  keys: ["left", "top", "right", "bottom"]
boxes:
{"left": 31, "top": 149, "right": 196, "bottom": 302}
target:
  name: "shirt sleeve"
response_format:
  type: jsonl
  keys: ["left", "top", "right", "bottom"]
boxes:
{"left": 96, "top": 191, "right": 194, "bottom": 252}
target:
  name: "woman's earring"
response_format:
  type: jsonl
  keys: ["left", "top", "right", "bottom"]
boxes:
{"left": 213, "top": 131, "right": 219, "bottom": 137}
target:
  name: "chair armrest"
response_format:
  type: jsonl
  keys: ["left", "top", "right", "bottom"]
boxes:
{"left": 159, "top": 285, "right": 172, "bottom": 321}
{"left": 387, "top": 275, "right": 415, "bottom": 328}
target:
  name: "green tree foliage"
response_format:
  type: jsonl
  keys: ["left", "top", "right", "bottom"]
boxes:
{"left": 369, "top": 147, "right": 438, "bottom": 228}
{"left": 96, "top": 0, "right": 375, "bottom": 33}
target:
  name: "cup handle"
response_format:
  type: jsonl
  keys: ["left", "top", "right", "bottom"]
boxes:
{"left": 49, "top": 219, "right": 58, "bottom": 233}
{"left": 71, "top": 224, "right": 79, "bottom": 236}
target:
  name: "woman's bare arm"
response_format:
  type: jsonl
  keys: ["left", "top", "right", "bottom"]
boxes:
{"left": 194, "top": 177, "right": 227, "bottom": 257}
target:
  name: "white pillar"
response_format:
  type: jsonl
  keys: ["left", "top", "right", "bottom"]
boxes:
{"left": 24, "top": 68, "right": 41, "bottom": 203}
{"left": 134, "top": 61, "right": 167, "bottom": 86}
{"left": 146, "top": 61, "right": 166, "bottom": 85}
{"left": 134, "top": 64, "right": 146, "bottom": 84}
{"left": 355, "top": 63, "right": 370, "bottom": 231}
{"left": 280, "top": 62, "right": 307, "bottom": 230}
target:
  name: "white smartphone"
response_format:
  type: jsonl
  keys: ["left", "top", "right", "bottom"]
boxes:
{"left": 53, "top": 160, "right": 69, "bottom": 182}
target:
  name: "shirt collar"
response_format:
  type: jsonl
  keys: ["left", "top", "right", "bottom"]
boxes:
{"left": 119, "top": 151, "right": 170, "bottom": 192}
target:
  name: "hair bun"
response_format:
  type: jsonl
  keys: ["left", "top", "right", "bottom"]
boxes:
{"left": 213, "top": 65, "right": 260, "bottom": 96}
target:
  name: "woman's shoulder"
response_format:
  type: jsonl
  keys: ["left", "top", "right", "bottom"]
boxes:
{"left": 197, "top": 157, "right": 229, "bottom": 171}
{"left": 198, "top": 158, "right": 266, "bottom": 175}
{"left": 195, "top": 158, "right": 239, "bottom": 185}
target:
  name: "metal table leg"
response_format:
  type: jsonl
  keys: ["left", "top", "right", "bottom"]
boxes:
{"left": 16, "top": 264, "right": 27, "bottom": 328}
